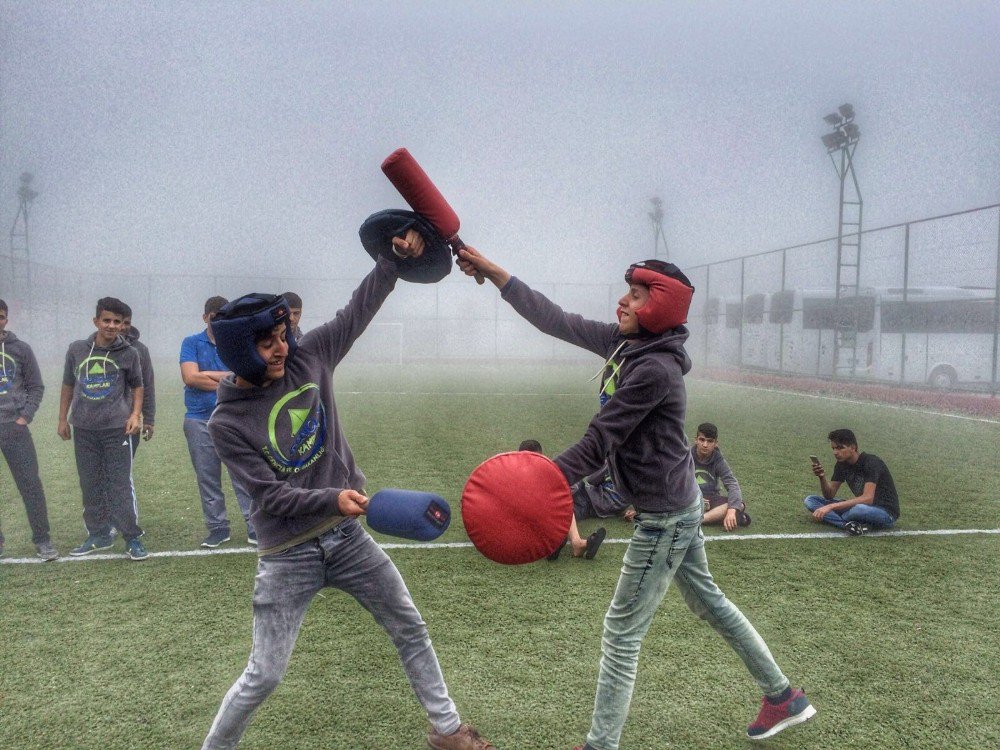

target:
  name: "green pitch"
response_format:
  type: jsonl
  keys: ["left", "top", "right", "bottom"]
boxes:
{"left": 1, "top": 363, "right": 998, "bottom": 750}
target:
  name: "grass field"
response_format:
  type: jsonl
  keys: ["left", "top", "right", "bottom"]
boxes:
{"left": 1, "top": 363, "right": 998, "bottom": 750}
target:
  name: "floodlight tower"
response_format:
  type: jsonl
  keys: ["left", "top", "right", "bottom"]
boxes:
{"left": 649, "top": 196, "right": 669, "bottom": 261}
{"left": 9, "top": 172, "right": 38, "bottom": 315}
{"left": 821, "top": 104, "right": 862, "bottom": 377}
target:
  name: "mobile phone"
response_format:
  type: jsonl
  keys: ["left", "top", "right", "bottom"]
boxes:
{"left": 809, "top": 455, "right": 820, "bottom": 466}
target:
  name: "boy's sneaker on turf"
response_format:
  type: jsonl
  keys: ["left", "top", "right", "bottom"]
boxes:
{"left": 201, "top": 529, "right": 231, "bottom": 548}
{"left": 35, "top": 541, "right": 60, "bottom": 561}
{"left": 844, "top": 521, "right": 869, "bottom": 536}
{"left": 747, "top": 687, "right": 816, "bottom": 740}
{"left": 126, "top": 538, "right": 149, "bottom": 560}
{"left": 427, "top": 723, "right": 496, "bottom": 750}
{"left": 247, "top": 530, "right": 258, "bottom": 546}
{"left": 736, "top": 510, "right": 752, "bottom": 527}
{"left": 70, "top": 532, "right": 116, "bottom": 556}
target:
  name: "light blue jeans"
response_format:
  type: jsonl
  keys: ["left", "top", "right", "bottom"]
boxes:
{"left": 201, "top": 519, "right": 461, "bottom": 749}
{"left": 184, "top": 418, "right": 254, "bottom": 535}
{"left": 804, "top": 495, "right": 896, "bottom": 529}
{"left": 586, "top": 498, "right": 789, "bottom": 750}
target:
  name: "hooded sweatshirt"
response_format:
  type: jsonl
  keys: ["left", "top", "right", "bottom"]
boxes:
{"left": 0, "top": 331, "right": 44, "bottom": 424}
{"left": 691, "top": 445, "right": 744, "bottom": 510}
{"left": 208, "top": 257, "right": 399, "bottom": 555}
{"left": 500, "top": 276, "right": 700, "bottom": 514}
{"left": 62, "top": 333, "right": 143, "bottom": 429}
{"left": 126, "top": 325, "right": 156, "bottom": 425}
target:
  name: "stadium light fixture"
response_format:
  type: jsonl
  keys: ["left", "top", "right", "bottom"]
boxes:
{"left": 838, "top": 103, "right": 855, "bottom": 120}
{"left": 823, "top": 113, "right": 843, "bottom": 126}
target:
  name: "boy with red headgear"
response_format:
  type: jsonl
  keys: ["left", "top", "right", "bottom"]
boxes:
{"left": 457, "top": 247, "right": 815, "bottom": 748}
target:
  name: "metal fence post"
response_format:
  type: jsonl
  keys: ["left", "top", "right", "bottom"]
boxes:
{"left": 992, "top": 207, "right": 1000, "bottom": 396}
{"left": 901, "top": 223, "right": 910, "bottom": 385}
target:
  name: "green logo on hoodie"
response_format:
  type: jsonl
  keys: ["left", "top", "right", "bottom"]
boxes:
{"left": 263, "top": 382, "right": 327, "bottom": 473}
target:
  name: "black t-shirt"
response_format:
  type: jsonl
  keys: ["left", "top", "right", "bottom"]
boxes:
{"left": 831, "top": 453, "right": 900, "bottom": 519}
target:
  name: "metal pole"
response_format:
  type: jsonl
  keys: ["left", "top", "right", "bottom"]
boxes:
{"left": 991, "top": 207, "right": 1000, "bottom": 396}
{"left": 703, "top": 264, "right": 711, "bottom": 369}
{"left": 779, "top": 249, "right": 786, "bottom": 374}
{"left": 739, "top": 257, "right": 745, "bottom": 369}
{"left": 901, "top": 224, "right": 910, "bottom": 384}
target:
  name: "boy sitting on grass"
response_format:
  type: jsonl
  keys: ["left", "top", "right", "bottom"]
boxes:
{"left": 693, "top": 422, "right": 751, "bottom": 531}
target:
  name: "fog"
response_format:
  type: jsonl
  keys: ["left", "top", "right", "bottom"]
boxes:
{"left": 3, "top": 0, "right": 998, "bottom": 284}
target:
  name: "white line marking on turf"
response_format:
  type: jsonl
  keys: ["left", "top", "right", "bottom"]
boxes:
{"left": 698, "top": 380, "right": 1000, "bottom": 424}
{"left": 2, "top": 528, "right": 997, "bottom": 565}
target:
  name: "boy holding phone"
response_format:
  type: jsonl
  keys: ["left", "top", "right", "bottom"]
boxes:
{"left": 805, "top": 429, "right": 900, "bottom": 535}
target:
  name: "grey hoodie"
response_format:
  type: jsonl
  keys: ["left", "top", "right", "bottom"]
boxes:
{"left": 691, "top": 445, "right": 744, "bottom": 510}
{"left": 62, "top": 333, "right": 143, "bottom": 429}
{"left": 0, "top": 331, "right": 44, "bottom": 424}
{"left": 501, "top": 277, "right": 700, "bottom": 514}
{"left": 208, "top": 257, "right": 399, "bottom": 556}
{"left": 126, "top": 326, "right": 155, "bottom": 425}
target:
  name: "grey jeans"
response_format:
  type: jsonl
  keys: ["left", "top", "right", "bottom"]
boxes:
{"left": 201, "top": 519, "right": 461, "bottom": 749}
{"left": 184, "top": 418, "right": 253, "bottom": 534}
{"left": 586, "top": 498, "right": 789, "bottom": 750}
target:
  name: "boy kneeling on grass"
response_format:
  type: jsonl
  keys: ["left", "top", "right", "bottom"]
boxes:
{"left": 693, "top": 422, "right": 751, "bottom": 531}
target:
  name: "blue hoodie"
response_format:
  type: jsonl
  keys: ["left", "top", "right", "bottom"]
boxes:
{"left": 500, "top": 276, "right": 700, "bottom": 514}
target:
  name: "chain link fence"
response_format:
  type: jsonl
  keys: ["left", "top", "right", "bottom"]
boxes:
{"left": 3, "top": 205, "right": 998, "bottom": 392}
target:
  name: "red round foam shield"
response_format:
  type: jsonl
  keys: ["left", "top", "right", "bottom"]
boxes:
{"left": 461, "top": 452, "right": 574, "bottom": 565}
{"left": 381, "top": 148, "right": 461, "bottom": 239}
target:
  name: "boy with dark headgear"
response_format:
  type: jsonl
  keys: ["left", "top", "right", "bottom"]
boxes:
{"left": 200, "top": 230, "right": 494, "bottom": 750}
{"left": 0, "top": 299, "right": 58, "bottom": 560}
{"left": 457, "top": 248, "right": 815, "bottom": 747}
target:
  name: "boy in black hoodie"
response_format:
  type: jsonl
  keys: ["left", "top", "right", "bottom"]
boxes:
{"left": 457, "top": 248, "right": 815, "bottom": 748}
{"left": 0, "top": 299, "right": 58, "bottom": 560}
{"left": 121, "top": 304, "right": 155, "bottom": 451}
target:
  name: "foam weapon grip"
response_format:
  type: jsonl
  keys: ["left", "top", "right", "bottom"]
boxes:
{"left": 367, "top": 489, "right": 451, "bottom": 542}
{"left": 381, "top": 148, "right": 484, "bottom": 284}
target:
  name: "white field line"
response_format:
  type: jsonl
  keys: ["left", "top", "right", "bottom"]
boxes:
{"left": 342, "top": 387, "right": 1000, "bottom": 424}
{"left": 2, "top": 527, "right": 997, "bottom": 565}
{"left": 694, "top": 381, "right": 1000, "bottom": 424}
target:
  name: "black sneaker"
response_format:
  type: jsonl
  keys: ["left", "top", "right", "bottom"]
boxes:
{"left": 844, "top": 521, "right": 869, "bottom": 536}
{"left": 126, "top": 538, "right": 149, "bottom": 560}
{"left": 736, "top": 510, "right": 752, "bottom": 527}
{"left": 70, "top": 532, "right": 116, "bottom": 556}
{"left": 201, "top": 529, "right": 231, "bottom": 548}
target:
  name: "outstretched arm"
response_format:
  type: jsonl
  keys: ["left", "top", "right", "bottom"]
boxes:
{"left": 456, "top": 246, "right": 511, "bottom": 289}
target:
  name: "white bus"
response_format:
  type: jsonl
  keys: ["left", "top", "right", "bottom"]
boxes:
{"left": 703, "top": 286, "right": 996, "bottom": 388}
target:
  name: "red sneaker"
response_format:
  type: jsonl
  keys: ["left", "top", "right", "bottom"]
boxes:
{"left": 746, "top": 688, "right": 816, "bottom": 740}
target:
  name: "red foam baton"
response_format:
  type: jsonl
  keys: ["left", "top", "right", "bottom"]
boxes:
{"left": 381, "top": 148, "right": 484, "bottom": 284}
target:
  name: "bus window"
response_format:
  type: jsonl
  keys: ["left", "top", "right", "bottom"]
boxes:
{"left": 744, "top": 294, "right": 765, "bottom": 324}
{"left": 769, "top": 290, "right": 795, "bottom": 324}
{"left": 705, "top": 297, "right": 720, "bottom": 325}
{"left": 725, "top": 303, "right": 742, "bottom": 329}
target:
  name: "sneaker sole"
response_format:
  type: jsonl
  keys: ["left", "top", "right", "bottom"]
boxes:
{"left": 69, "top": 543, "right": 115, "bottom": 556}
{"left": 200, "top": 537, "right": 231, "bottom": 549}
{"left": 36, "top": 553, "right": 60, "bottom": 561}
{"left": 747, "top": 704, "right": 817, "bottom": 740}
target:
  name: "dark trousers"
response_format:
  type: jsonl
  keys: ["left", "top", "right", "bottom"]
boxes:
{"left": 72, "top": 426, "right": 142, "bottom": 540}
{"left": 0, "top": 421, "right": 52, "bottom": 545}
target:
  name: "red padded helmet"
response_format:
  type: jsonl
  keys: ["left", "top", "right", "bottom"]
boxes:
{"left": 624, "top": 259, "right": 695, "bottom": 334}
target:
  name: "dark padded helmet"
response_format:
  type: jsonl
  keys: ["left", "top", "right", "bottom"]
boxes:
{"left": 212, "top": 293, "right": 297, "bottom": 386}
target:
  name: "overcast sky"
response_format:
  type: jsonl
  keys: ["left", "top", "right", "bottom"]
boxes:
{"left": 2, "top": 0, "right": 998, "bottom": 283}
